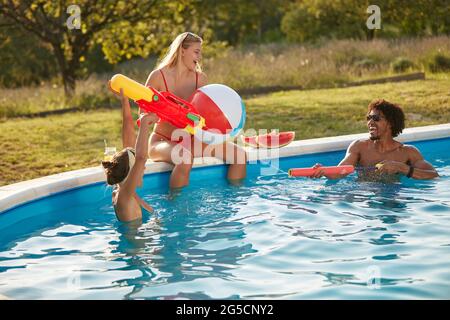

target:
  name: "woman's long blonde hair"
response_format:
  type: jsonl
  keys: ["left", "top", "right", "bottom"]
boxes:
{"left": 156, "top": 32, "right": 203, "bottom": 72}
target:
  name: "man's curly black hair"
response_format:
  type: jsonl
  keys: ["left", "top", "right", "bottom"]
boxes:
{"left": 367, "top": 99, "right": 405, "bottom": 137}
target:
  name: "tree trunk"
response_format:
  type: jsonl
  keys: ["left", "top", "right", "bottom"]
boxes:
{"left": 258, "top": 21, "right": 262, "bottom": 43}
{"left": 53, "top": 45, "right": 76, "bottom": 100}
{"left": 366, "top": 29, "right": 375, "bottom": 41}
{"left": 62, "top": 69, "right": 76, "bottom": 100}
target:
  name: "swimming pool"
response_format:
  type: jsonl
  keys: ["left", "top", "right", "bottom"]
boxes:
{"left": 0, "top": 135, "right": 449, "bottom": 299}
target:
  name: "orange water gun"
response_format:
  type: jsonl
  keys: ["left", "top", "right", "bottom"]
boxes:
{"left": 288, "top": 165, "right": 355, "bottom": 177}
{"left": 110, "top": 74, "right": 205, "bottom": 134}
{"left": 288, "top": 164, "right": 384, "bottom": 177}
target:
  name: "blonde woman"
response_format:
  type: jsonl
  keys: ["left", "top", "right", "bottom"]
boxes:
{"left": 143, "top": 32, "right": 247, "bottom": 188}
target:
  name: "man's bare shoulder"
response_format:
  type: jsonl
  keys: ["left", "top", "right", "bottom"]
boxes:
{"left": 349, "top": 138, "right": 371, "bottom": 151}
{"left": 402, "top": 144, "right": 422, "bottom": 157}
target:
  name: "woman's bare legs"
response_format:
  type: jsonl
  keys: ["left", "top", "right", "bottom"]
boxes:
{"left": 149, "top": 133, "right": 194, "bottom": 189}
{"left": 150, "top": 133, "right": 247, "bottom": 188}
{"left": 193, "top": 138, "right": 247, "bottom": 181}
{"left": 214, "top": 142, "right": 247, "bottom": 180}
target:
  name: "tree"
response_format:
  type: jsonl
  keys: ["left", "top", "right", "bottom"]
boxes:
{"left": 281, "top": 0, "right": 370, "bottom": 43}
{"left": 188, "top": 0, "right": 292, "bottom": 45}
{"left": 0, "top": 15, "right": 58, "bottom": 87}
{"left": 0, "top": 0, "right": 192, "bottom": 98}
{"left": 281, "top": 0, "right": 450, "bottom": 43}
{"left": 382, "top": 0, "right": 450, "bottom": 37}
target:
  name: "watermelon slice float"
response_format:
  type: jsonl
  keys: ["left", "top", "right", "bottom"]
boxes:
{"left": 241, "top": 131, "right": 295, "bottom": 148}
{"left": 241, "top": 135, "right": 259, "bottom": 148}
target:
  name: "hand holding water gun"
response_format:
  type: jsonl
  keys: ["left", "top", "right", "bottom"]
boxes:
{"left": 289, "top": 163, "right": 386, "bottom": 179}
{"left": 289, "top": 164, "right": 355, "bottom": 178}
{"left": 109, "top": 74, "right": 205, "bottom": 134}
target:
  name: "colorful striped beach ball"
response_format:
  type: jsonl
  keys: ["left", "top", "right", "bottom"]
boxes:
{"left": 189, "top": 84, "right": 246, "bottom": 145}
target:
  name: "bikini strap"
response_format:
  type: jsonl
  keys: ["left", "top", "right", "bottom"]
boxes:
{"left": 159, "top": 69, "right": 169, "bottom": 92}
{"left": 195, "top": 71, "right": 198, "bottom": 89}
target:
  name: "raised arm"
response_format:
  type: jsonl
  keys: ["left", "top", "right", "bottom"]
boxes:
{"left": 108, "top": 81, "right": 136, "bottom": 148}
{"left": 121, "top": 113, "right": 159, "bottom": 193}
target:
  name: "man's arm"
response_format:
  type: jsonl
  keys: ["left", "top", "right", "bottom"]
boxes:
{"left": 338, "top": 140, "right": 361, "bottom": 166}
{"left": 377, "top": 145, "right": 438, "bottom": 179}
{"left": 404, "top": 146, "right": 438, "bottom": 179}
{"left": 311, "top": 140, "right": 361, "bottom": 179}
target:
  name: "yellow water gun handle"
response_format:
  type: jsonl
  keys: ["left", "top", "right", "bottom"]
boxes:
{"left": 110, "top": 74, "right": 155, "bottom": 101}
{"left": 184, "top": 117, "right": 206, "bottom": 135}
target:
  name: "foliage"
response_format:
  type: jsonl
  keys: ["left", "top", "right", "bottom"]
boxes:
{"left": 0, "top": 0, "right": 193, "bottom": 97}
{"left": 281, "top": 0, "right": 370, "bottom": 42}
{"left": 0, "top": 0, "right": 449, "bottom": 96}
{"left": 0, "top": 20, "right": 58, "bottom": 87}
{"left": 427, "top": 53, "right": 450, "bottom": 73}
{"left": 1, "top": 36, "right": 449, "bottom": 119}
{"left": 281, "top": 0, "right": 450, "bottom": 42}
{"left": 391, "top": 57, "right": 415, "bottom": 73}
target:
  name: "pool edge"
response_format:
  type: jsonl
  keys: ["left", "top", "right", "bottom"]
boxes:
{"left": 1, "top": 123, "right": 449, "bottom": 213}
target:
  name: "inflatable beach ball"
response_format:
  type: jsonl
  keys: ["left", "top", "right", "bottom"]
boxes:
{"left": 189, "top": 84, "right": 246, "bottom": 145}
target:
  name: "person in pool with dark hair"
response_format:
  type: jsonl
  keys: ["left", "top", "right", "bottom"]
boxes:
{"left": 310, "top": 99, "right": 438, "bottom": 180}
{"left": 102, "top": 85, "right": 159, "bottom": 222}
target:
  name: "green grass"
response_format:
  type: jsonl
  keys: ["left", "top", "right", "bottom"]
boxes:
{"left": 0, "top": 75, "right": 116, "bottom": 118}
{"left": 245, "top": 76, "right": 450, "bottom": 139}
{"left": 0, "top": 76, "right": 449, "bottom": 186}
{"left": 0, "top": 110, "right": 122, "bottom": 186}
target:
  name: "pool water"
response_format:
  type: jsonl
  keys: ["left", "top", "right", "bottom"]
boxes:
{"left": 0, "top": 138, "right": 449, "bottom": 299}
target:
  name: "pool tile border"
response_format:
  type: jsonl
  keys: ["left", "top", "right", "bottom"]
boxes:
{"left": 1, "top": 123, "right": 449, "bottom": 213}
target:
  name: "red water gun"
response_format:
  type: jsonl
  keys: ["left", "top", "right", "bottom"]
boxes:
{"left": 110, "top": 74, "right": 205, "bottom": 134}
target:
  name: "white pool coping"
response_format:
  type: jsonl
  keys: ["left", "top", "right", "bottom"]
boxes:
{"left": 1, "top": 123, "right": 449, "bottom": 213}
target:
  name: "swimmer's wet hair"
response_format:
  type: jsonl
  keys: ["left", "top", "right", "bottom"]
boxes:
{"left": 101, "top": 148, "right": 132, "bottom": 185}
{"left": 368, "top": 99, "right": 405, "bottom": 137}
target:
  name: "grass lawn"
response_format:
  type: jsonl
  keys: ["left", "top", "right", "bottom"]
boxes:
{"left": 0, "top": 76, "right": 449, "bottom": 186}
{"left": 245, "top": 75, "right": 450, "bottom": 138}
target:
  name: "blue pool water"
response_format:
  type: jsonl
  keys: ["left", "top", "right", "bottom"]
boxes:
{"left": 0, "top": 138, "right": 449, "bottom": 299}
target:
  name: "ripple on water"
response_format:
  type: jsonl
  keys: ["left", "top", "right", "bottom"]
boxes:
{"left": 1, "top": 149, "right": 450, "bottom": 299}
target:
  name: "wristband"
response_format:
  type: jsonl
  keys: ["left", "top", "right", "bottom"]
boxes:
{"left": 406, "top": 166, "right": 414, "bottom": 178}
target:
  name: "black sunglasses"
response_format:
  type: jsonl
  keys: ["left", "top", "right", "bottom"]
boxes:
{"left": 366, "top": 114, "right": 383, "bottom": 122}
